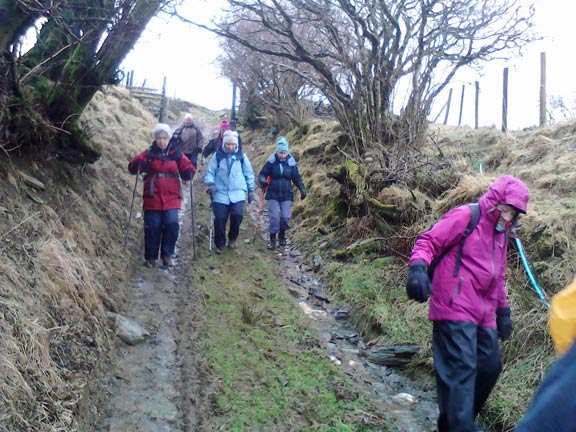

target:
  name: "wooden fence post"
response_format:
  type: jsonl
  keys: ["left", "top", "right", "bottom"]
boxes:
{"left": 458, "top": 84, "right": 465, "bottom": 126}
{"left": 159, "top": 76, "right": 167, "bottom": 123}
{"left": 443, "top": 88, "right": 453, "bottom": 125}
{"left": 540, "top": 52, "right": 547, "bottom": 127}
{"left": 474, "top": 81, "right": 479, "bottom": 129}
{"left": 231, "top": 81, "right": 237, "bottom": 121}
{"left": 502, "top": 67, "right": 508, "bottom": 132}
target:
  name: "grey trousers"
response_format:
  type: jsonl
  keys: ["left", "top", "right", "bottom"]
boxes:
{"left": 268, "top": 200, "right": 292, "bottom": 234}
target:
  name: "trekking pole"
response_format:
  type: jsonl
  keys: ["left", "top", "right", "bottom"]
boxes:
{"left": 253, "top": 186, "right": 267, "bottom": 239}
{"left": 512, "top": 230, "right": 550, "bottom": 308}
{"left": 123, "top": 169, "right": 140, "bottom": 248}
{"left": 208, "top": 200, "right": 214, "bottom": 253}
{"left": 189, "top": 179, "right": 197, "bottom": 259}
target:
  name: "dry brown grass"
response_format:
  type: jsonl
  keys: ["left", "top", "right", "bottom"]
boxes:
{"left": 0, "top": 85, "right": 157, "bottom": 430}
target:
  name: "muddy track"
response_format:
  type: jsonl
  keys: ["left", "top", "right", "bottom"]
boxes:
{"left": 81, "top": 190, "right": 211, "bottom": 432}
{"left": 173, "top": 204, "right": 213, "bottom": 432}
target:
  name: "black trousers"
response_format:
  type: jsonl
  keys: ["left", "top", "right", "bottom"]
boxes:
{"left": 433, "top": 320, "right": 501, "bottom": 432}
{"left": 212, "top": 201, "right": 244, "bottom": 249}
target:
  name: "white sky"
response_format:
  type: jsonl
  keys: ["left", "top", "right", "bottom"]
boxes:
{"left": 120, "top": 0, "right": 576, "bottom": 130}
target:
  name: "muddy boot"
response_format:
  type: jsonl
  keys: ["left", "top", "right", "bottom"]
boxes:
{"left": 162, "top": 256, "right": 173, "bottom": 267}
{"left": 144, "top": 259, "right": 155, "bottom": 268}
{"left": 278, "top": 231, "right": 287, "bottom": 247}
{"left": 266, "top": 234, "right": 276, "bottom": 250}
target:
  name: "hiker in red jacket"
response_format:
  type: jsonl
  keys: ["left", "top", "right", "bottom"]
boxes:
{"left": 128, "top": 123, "right": 195, "bottom": 268}
{"left": 406, "top": 175, "right": 530, "bottom": 432}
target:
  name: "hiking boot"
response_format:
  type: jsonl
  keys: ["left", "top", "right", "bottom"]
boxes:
{"left": 278, "top": 231, "right": 287, "bottom": 247}
{"left": 215, "top": 247, "right": 224, "bottom": 254}
{"left": 162, "top": 256, "right": 173, "bottom": 267}
{"left": 267, "top": 234, "right": 277, "bottom": 250}
{"left": 228, "top": 239, "right": 237, "bottom": 249}
{"left": 144, "top": 259, "right": 155, "bottom": 268}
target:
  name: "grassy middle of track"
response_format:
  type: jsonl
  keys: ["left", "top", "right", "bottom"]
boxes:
{"left": 190, "top": 238, "right": 393, "bottom": 431}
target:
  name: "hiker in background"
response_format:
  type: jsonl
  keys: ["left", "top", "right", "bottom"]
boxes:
{"left": 172, "top": 113, "right": 204, "bottom": 168}
{"left": 258, "top": 136, "right": 306, "bottom": 250}
{"left": 128, "top": 123, "right": 195, "bottom": 268}
{"left": 203, "top": 130, "right": 255, "bottom": 254}
{"left": 201, "top": 119, "right": 229, "bottom": 165}
{"left": 406, "top": 175, "right": 530, "bottom": 432}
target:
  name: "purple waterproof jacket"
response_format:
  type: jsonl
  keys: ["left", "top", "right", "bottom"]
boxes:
{"left": 409, "top": 176, "right": 529, "bottom": 327}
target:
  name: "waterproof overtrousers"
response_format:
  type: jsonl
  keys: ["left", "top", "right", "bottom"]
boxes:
{"left": 433, "top": 320, "right": 501, "bottom": 432}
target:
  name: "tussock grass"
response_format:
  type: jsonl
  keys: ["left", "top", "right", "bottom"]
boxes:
{"left": 0, "top": 85, "right": 156, "bottom": 430}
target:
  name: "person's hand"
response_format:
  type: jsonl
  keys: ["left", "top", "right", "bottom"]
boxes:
{"left": 206, "top": 185, "right": 216, "bottom": 197}
{"left": 201, "top": 157, "right": 206, "bottom": 166}
{"left": 300, "top": 188, "right": 307, "bottom": 200}
{"left": 248, "top": 191, "right": 254, "bottom": 204}
{"left": 406, "top": 261, "right": 432, "bottom": 302}
{"left": 258, "top": 176, "right": 268, "bottom": 189}
{"left": 496, "top": 307, "right": 512, "bottom": 340}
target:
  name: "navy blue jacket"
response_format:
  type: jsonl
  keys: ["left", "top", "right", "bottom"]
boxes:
{"left": 258, "top": 154, "right": 305, "bottom": 202}
{"left": 514, "top": 340, "right": 576, "bottom": 432}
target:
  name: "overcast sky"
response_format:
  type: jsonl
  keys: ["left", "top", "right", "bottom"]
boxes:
{"left": 120, "top": 0, "right": 576, "bottom": 130}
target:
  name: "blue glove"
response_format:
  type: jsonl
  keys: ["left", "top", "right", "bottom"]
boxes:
{"left": 248, "top": 191, "right": 254, "bottom": 204}
{"left": 496, "top": 307, "right": 512, "bottom": 340}
{"left": 406, "top": 261, "right": 432, "bottom": 303}
{"left": 206, "top": 185, "right": 216, "bottom": 197}
{"left": 300, "top": 188, "right": 307, "bottom": 200}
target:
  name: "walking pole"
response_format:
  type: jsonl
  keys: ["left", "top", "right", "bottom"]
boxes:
{"left": 208, "top": 200, "right": 214, "bottom": 253}
{"left": 253, "top": 186, "right": 267, "bottom": 239}
{"left": 189, "top": 179, "right": 197, "bottom": 259}
{"left": 123, "top": 169, "right": 140, "bottom": 248}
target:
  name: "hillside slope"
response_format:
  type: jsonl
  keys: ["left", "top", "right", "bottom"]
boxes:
{"left": 2, "top": 84, "right": 575, "bottom": 431}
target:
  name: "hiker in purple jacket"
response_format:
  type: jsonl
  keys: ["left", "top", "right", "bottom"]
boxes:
{"left": 406, "top": 175, "right": 530, "bottom": 432}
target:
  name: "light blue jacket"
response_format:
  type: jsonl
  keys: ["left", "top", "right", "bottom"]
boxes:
{"left": 203, "top": 147, "right": 255, "bottom": 205}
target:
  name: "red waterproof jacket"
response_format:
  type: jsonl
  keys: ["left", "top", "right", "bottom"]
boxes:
{"left": 409, "top": 176, "right": 529, "bottom": 327}
{"left": 128, "top": 143, "right": 195, "bottom": 211}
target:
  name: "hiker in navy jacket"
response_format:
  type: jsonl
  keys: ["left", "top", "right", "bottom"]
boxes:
{"left": 257, "top": 136, "right": 306, "bottom": 250}
{"left": 407, "top": 175, "right": 530, "bottom": 432}
{"left": 128, "top": 123, "right": 195, "bottom": 268}
{"left": 513, "top": 340, "right": 576, "bottom": 432}
{"left": 203, "top": 130, "right": 255, "bottom": 254}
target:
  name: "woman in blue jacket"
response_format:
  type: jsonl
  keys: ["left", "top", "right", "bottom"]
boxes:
{"left": 204, "top": 130, "right": 255, "bottom": 254}
{"left": 258, "top": 136, "right": 306, "bottom": 249}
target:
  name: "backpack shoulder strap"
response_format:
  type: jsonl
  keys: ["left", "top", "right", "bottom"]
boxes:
{"left": 216, "top": 150, "right": 244, "bottom": 171}
{"left": 452, "top": 203, "right": 481, "bottom": 276}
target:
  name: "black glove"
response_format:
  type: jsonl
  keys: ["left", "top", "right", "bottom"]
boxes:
{"left": 258, "top": 176, "right": 268, "bottom": 189}
{"left": 300, "top": 188, "right": 307, "bottom": 200}
{"left": 206, "top": 185, "right": 216, "bottom": 197}
{"left": 496, "top": 307, "right": 512, "bottom": 341}
{"left": 248, "top": 191, "right": 254, "bottom": 204}
{"left": 406, "top": 261, "right": 432, "bottom": 303}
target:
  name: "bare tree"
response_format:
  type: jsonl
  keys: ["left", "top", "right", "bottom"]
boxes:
{"left": 218, "top": 31, "right": 320, "bottom": 129}
{"left": 0, "top": 0, "right": 169, "bottom": 163}
{"left": 186, "top": 0, "right": 535, "bottom": 157}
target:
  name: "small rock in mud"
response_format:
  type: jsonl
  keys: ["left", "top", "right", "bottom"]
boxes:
{"left": 106, "top": 312, "right": 150, "bottom": 346}
{"left": 391, "top": 392, "right": 417, "bottom": 406}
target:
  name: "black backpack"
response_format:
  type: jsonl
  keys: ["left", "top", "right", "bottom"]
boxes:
{"left": 427, "top": 203, "right": 481, "bottom": 279}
